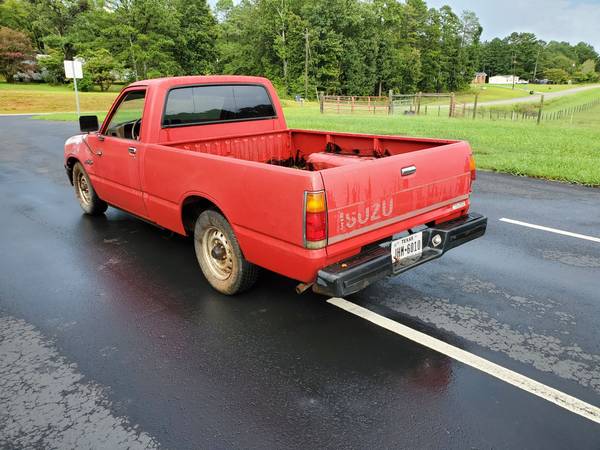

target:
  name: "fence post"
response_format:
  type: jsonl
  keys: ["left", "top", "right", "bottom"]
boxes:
{"left": 319, "top": 92, "right": 324, "bottom": 113}
{"left": 388, "top": 90, "right": 394, "bottom": 115}
{"left": 417, "top": 92, "right": 422, "bottom": 115}
{"left": 537, "top": 94, "right": 544, "bottom": 125}
{"left": 449, "top": 93, "right": 455, "bottom": 117}
{"left": 472, "top": 93, "right": 478, "bottom": 120}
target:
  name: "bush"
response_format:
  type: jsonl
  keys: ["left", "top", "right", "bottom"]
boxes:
{"left": 81, "top": 49, "right": 118, "bottom": 91}
{"left": 543, "top": 68, "right": 569, "bottom": 84}
{"left": 75, "top": 74, "right": 94, "bottom": 92}
{"left": 38, "top": 49, "right": 66, "bottom": 84}
{"left": 0, "top": 26, "right": 34, "bottom": 82}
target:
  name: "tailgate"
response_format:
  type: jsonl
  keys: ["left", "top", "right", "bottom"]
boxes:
{"left": 320, "top": 141, "right": 473, "bottom": 246}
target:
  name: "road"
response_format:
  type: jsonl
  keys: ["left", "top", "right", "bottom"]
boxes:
{"left": 1, "top": 116, "right": 599, "bottom": 449}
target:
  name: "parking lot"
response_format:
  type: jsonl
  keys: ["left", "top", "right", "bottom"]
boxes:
{"left": 1, "top": 116, "right": 599, "bottom": 449}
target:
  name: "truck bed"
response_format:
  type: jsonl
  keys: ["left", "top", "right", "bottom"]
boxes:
{"left": 164, "top": 128, "right": 473, "bottom": 258}
{"left": 165, "top": 129, "right": 456, "bottom": 171}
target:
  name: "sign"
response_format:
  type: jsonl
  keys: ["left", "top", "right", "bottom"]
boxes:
{"left": 63, "top": 59, "right": 83, "bottom": 117}
{"left": 63, "top": 60, "right": 83, "bottom": 79}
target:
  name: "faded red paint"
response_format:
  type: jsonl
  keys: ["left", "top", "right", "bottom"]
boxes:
{"left": 64, "top": 75, "right": 474, "bottom": 283}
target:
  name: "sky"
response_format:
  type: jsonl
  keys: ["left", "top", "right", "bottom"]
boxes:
{"left": 426, "top": 0, "right": 600, "bottom": 50}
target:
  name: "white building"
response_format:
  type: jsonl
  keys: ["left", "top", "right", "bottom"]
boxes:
{"left": 489, "top": 75, "right": 521, "bottom": 85}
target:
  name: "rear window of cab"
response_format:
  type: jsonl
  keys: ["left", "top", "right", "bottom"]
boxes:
{"left": 162, "top": 84, "right": 276, "bottom": 127}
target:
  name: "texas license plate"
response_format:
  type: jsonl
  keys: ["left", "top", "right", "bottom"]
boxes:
{"left": 391, "top": 232, "right": 423, "bottom": 264}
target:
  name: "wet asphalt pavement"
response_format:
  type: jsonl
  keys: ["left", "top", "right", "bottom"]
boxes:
{"left": 1, "top": 116, "right": 599, "bottom": 449}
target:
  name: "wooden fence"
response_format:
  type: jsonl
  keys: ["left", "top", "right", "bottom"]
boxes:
{"left": 319, "top": 95, "right": 390, "bottom": 114}
{"left": 319, "top": 91, "right": 600, "bottom": 124}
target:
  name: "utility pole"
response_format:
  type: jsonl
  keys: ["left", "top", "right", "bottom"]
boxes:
{"left": 511, "top": 52, "right": 516, "bottom": 90}
{"left": 277, "top": 0, "right": 288, "bottom": 86}
{"left": 304, "top": 28, "right": 309, "bottom": 100}
{"left": 532, "top": 44, "right": 543, "bottom": 82}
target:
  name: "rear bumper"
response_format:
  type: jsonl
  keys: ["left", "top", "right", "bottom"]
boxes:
{"left": 313, "top": 213, "right": 487, "bottom": 297}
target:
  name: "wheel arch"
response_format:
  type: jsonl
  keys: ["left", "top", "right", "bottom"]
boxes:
{"left": 65, "top": 156, "right": 81, "bottom": 185}
{"left": 181, "top": 194, "right": 229, "bottom": 237}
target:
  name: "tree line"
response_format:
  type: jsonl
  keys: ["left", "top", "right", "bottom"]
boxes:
{"left": 0, "top": 0, "right": 598, "bottom": 96}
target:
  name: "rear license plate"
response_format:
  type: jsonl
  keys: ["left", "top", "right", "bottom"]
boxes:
{"left": 391, "top": 232, "right": 423, "bottom": 265}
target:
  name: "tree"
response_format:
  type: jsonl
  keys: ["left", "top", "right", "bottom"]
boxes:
{"left": 544, "top": 68, "right": 569, "bottom": 84}
{"left": 573, "top": 42, "right": 598, "bottom": 65}
{"left": 506, "top": 32, "right": 541, "bottom": 79}
{"left": 459, "top": 10, "right": 482, "bottom": 83}
{"left": 175, "top": 0, "right": 218, "bottom": 75}
{"left": 83, "top": 48, "right": 118, "bottom": 91}
{"left": 439, "top": 6, "right": 464, "bottom": 91}
{"left": 580, "top": 59, "right": 596, "bottom": 74}
{"left": 38, "top": 48, "right": 66, "bottom": 84}
{"left": 28, "top": 0, "right": 93, "bottom": 58}
{"left": 0, "top": 26, "right": 34, "bottom": 82}
{"left": 481, "top": 37, "right": 511, "bottom": 76}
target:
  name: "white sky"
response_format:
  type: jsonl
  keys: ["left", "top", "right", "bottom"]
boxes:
{"left": 426, "top": 0, "right": 600, "bottom": 51}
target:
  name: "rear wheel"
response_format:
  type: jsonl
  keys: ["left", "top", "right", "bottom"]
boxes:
{"left": 72, "top": 162, "right": 107, "bottom": 215}
{"left": 194, "top": 210, "right": 258, "bottom": 295}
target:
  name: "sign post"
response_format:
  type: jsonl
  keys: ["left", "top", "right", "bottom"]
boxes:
{"left": 63, "top": 59, "right": 83, "bottom": 117}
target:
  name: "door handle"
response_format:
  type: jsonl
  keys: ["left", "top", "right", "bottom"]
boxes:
{"left": 401, "top": 165, "right": 416, "bottom": 176}
{"left": 128, "top": 146, "right": 137, "bottom": 155}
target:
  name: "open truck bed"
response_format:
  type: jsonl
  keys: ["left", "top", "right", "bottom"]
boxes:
{"left": 165, "top": 128, "right": 474, "bottom": 254}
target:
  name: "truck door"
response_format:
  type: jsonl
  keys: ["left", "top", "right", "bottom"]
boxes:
{"left": 88, "top": 89, "right": 148, "bottom": 218}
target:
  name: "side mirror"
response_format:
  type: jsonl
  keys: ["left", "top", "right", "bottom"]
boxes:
{"left": 79, "top": 115, "right": 99, "bottom": 133}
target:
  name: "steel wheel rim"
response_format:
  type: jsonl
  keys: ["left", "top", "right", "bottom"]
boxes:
{"left": 202, "top": 226, "right": 234, "bottom": 281}
{"left": 77, "top": 172, "right": 91, "bottom": 205}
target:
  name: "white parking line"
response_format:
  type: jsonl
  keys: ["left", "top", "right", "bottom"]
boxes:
{"left": 327, "top": 297, "right": 600, "bottom": 425}
{"left": 499, "top": 218, "right": 600, "bottom": 243}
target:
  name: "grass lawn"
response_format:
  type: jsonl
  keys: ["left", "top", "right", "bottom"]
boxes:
{"left": 487, "top": 83, "right": 577, "bottom": 93}
{"left": 541, "top": 88, "right": 600, "bottom": 111}
{"left": 479, "top": 86, "right": 600, "bottom": 114}
{"left": 283, "top": 106, "right": 600, "bottom": 186}
{"left": 407, "top": 83, "right": 594, "bottom": 108}
{"left": 0, "top": 82, "right": 120, "bottom": 113}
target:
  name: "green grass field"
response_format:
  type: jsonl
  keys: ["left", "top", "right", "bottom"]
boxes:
{"left": 285, "top": 105, "right": 600, "bottom": 186}
{"left": 1, "top": 81, "right": 597, "bottom": 186}
{"left": 0, "top": 82, "right": 124, "bottom": 93}
{"left": 0, "top": 82, "right": 121, "bottom": 114}
{"left": 461, "top": 85, "right": 599, "bottom": 116}
{"left": 488, "top": 83, "right": 576, "bottom": 93}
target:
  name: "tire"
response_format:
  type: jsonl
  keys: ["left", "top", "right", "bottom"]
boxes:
{"left": 72, "top": 162, "right": 108, "bottom": 215}
{"left": 193, "top": 210, "right": 259, "bottom": 295}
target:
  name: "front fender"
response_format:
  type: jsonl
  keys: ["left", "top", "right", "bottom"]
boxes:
{"left": 64, "top": 134, "right": 96, "bottom": 182}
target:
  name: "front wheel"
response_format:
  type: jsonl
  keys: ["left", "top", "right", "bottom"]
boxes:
{"left": 72, "top": 162, "right": 107, "bottom": 215}
{"left": 193, "top": 210, "right": 259, "bottom": 295}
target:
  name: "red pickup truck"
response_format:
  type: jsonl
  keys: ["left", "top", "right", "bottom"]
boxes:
{"left": 64, "top": 75, "right": 486, "bottom": 296}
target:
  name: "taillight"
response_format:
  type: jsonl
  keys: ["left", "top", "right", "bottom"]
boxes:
{"left": 469, "top": 154, "right": 477, "bottom": 181}
{"left": 304, "top": 190, "right": 327, "bottom": 249}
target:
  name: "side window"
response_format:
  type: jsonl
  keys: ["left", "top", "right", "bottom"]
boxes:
{"left": 105, "top": 90, "right": 146, "bottom": 140}
{"left": 162, "top": 84, "right": 275, "bottom": 127}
